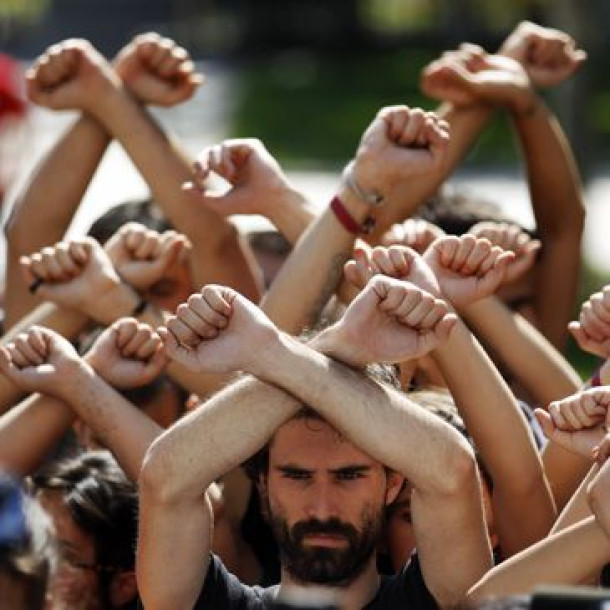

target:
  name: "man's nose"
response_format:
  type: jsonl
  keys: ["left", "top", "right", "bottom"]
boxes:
{"left": 304, "top": 481, "right": 340, "bottom": 520}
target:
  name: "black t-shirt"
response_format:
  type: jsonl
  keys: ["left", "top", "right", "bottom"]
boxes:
{"left": 194, "top": 553, "right": 439, "bottom": 609}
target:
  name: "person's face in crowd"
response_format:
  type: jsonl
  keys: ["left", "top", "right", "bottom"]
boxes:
{"left": 38, "top": 490, "right": 104, "bottom": 610}
{"left": 146, "top": 254, "right": 194, "bottom": 314}
{"left": 262, "top": 417, "right": 402, "bottom": 587}
{"left": 495, "top": 265, "right": 537, "bottom": 327}
{"left": 385, "top": 470, "right": 496, "bottom": 573}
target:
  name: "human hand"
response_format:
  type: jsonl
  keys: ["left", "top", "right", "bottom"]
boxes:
{"left": 84, "top": 317, "right": 167, "bottom": 389}
{"left": 344, "top": 244, "right": 440, "bottom": 297}
{"left": 351, "top": 105, "right": 450, "bottom": 200}
{"left": 114, "top": 32, "right": 203, "bottom": 107}
{"left": 104, "top": 222, "right": 191, "bottom": 292}
{"left": 184, "top": 137, "right": 300, "bottom": 220}
{"left": 26, "top": 38, "right": 119, "bottom": 112}
{"left": 499, "top": 21, "right": 587, "bottom": 88}
{"left": 0, "top": 325, "right": 86, "bottom": 398}
{"left": 534, "top": 388, "right": 610, "bottom": 460}
{"left": 423, "top": 234, "right": 514, "bottom": 307}
{"left": 586, "top": 450, "right": 610, "bottom": 541}
{"left": 20, "top": 237, "right": 128, "bottom": 324}
{"left": 568, "top": 286, "right": 610, "bottom": 359}
{"left": 381, "top": 218, "right": 446, "bottom": 254}
{"left": 159, "top": 284, "right": 279, "bottom": 374}
{"left": 468, "top": 221, "right": 541, "bottom": 284}
{"left": 421, "top": 47, "right": 536, "bottom": 115}
{"left": 323, "top": 275, "right": 456, "bottom": 368}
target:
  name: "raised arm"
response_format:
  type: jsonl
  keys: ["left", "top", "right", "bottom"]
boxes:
{"left": 3, "top": 41, "right": 111, "bottom": 327}
{"left": 186, "top": 138, "right": 316, "bottom": 246}
{"left": 459, "top": 224, "right": 582, "bottom": 406}
{"left": 138, "top": 289, "right": 303, "bottom": 610}
{"left": 261, "top": 104, "right": 449, "bottom": 333}
{"left": 36, "top": 39, "right": 262, "bottom": 302}
{"left": 4, "top": 34, "right": 202, "bottom": 328}
{"left": 356, "top": 235, "right": 556, "bottom": 556}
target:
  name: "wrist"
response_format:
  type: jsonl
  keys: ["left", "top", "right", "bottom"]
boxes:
{"left": 509, "top": 91, "right": 541, "bottom": 119}
{"left": 57, "top": 357, "right": 97, "bottom": 400}
{"left": 342, "top": 161, "right": 385, "bottom": 208}
{"left": 331, "top": 181, "right": 379, "bottom": 236}
{"left": 88, "top": 281, "right": 142, "bottom": 326}
{"left": 307, "top": 324, "right": 363, "bottom": 368}
{"left": 265, "top": 184, "right": 316, "bottom": 240}
{"left": 240, "top": 329, "right": 286, "bottom": 380}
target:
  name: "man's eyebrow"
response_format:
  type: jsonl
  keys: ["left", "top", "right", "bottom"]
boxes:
{"left": 329, "top": 465, "right": 372, "bottom": 475}
{"left": 275, "top": 465, "right": 314, "bottom": 473}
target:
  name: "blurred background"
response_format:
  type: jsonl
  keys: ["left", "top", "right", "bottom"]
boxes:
{"left": 0, "top": 0, "right": 608, "bottom": 350}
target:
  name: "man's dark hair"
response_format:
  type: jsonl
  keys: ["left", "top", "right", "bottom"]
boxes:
{"left": 242, "top": 362, "right": 400, "bottom": 482}
{"left": 417, "top": 188, "right": 536, "bottom": 239}
{"left": 87, "top": 198, "right": 172, "bottom": 245}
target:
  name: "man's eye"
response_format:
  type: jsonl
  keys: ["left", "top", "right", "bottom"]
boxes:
{"left": 336, "top": 471, "right": 364, "bottom": 482}
{"left": 283, "top": 470, "right": 310, "bottom": 480}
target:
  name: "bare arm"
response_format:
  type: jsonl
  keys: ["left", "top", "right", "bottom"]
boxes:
{"left": 71, "top": 45, "right": 262, "bottom": 302}
{"left": 187, "top": 138, "right": 316, "bottom": 246}
{"left": 3, "top": 34, "right": 204, "bottom": 328}
{"left": 433, "top": 319, "right": 556, "bottom": 556}
{"left": 511, "top": 101, "right": 585, "bottom": 351}
{"left": 466, "top": 516, "right": 610, "bottom": 602}
{"left": 262, "top": 104, "right": 450, "bottom": 333}
{"left": 159, "top": 283, "right": 491, "bottom": 606}
{"left": 0, "top": 393, "right": 74, "bottom": 475}
{"left": 3, "top": 113, "right": 110, "bottom": 328}
{"left": 461, "top": 295, "right": 582, "bottom": 407}
{"left": 139, "top": 375, "right": 301, "bottom": 610}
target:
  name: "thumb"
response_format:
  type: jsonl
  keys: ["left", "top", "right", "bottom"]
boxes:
{"left": 157, "top": 326, "right": 192, "bottom": 368}
{"left": 568, "top": 322, "right": 602, "bottom": 357}
{"left": 184, "top": 184, "right": 245, "bottom": 217}
{"left": 478, "top": 252, "right": 513, "bottom": 294}
{"left": 0, "top": 346, "right": 18, "bottom": 380}
{"left": 534, "top": 408, "right": 555, "bottom": 439}
{"left": 434, "top": 313, "right": 458, "bottom": 344}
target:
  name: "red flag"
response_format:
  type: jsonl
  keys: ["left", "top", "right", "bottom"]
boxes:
{"left": 0, "top": 53, "right": 26, "bottom": 121}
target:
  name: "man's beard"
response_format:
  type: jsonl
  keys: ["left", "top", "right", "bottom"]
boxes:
{"left": 269, "top": 506, "right": 384, "bottom": 588}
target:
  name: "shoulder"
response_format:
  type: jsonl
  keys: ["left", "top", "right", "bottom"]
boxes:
{"left": 366, "top": 554, "right": 439, "bottom": 610}
{"left": 193, "top": 554, "right": 277, "bottom": 610}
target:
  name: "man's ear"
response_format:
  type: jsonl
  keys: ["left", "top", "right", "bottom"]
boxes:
{"left": 109, "top": 569, "right": 138, "bottom": 607}
{"left": 385, "top": 471, "right": 405, "bottom": 506}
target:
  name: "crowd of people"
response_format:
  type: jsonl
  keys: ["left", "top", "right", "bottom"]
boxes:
{"left": 0, "top": 18, "right": 608, "bottom": 610}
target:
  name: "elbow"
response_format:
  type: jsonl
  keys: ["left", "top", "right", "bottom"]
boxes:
{"left": 139, "top": 436, "right": 191, "bottom": 506}
{"left": 3, "top": 199, "right": 29, "bottom": 250}
{"left": 435, "top": 437, "right": 480, "bottom": 498}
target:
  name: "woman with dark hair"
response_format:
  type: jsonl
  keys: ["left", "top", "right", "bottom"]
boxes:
{"left": 33, "top": 450, "right": 139, "bottom": 610}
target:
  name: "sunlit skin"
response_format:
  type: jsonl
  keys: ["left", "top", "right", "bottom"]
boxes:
{"left": 261, "top": 416, "right": 403, "bottom": 599}
{"left": 386, "top": 474, "right": 497, "bottom": 572}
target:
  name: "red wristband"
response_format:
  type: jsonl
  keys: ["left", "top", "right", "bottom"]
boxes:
{"left": 330, "top": 196, "right": 375, "bottom": 235}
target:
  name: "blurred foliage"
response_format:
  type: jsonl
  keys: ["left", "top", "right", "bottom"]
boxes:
{"left": 231, "top": 47, "right": 521, "bottom": 168}
{"left": 0, "top": 0, "right": 49, "bottom": 20}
